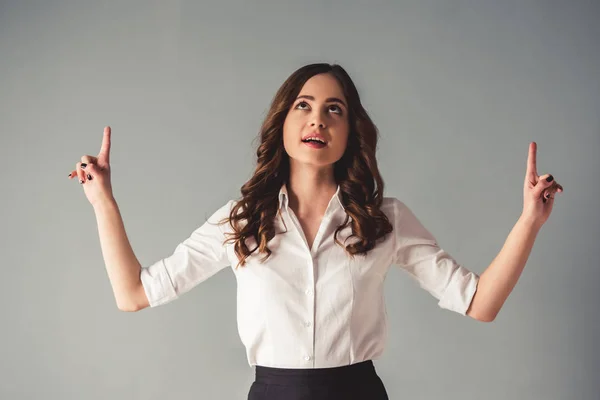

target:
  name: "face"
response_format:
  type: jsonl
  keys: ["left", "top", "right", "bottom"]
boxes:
{"left": 282, "top": 73, "right": 350, "bottom": 168}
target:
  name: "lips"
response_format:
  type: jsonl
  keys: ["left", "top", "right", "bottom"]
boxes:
{"left": 303, "top": 141, "right": 326, "bottom": 149}
{"left": 301, "top": 132, "right": 328, "bottom": 144}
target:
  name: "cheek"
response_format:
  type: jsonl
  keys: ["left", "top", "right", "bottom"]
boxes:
{"left": 283, "top": 114, "right": 305, "bottom": 138}
{"left": 282, "top": 117, "right": 298, "bottom": 151}
{"left": 282, "top": 119, "right": 292, "bottom": 144}
{"left": 286, "top": 112, "right": 303, "bottom": 126}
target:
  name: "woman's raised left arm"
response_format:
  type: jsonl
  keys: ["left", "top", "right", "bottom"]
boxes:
{"left": 467, "top": 142, "right": 563, "bottom": 322}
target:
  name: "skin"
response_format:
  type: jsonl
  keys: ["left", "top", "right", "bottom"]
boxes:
{"left": 282, "top": 73, "right": 350, "bottom": 219}
{"left": 67, "top": 126, "right": 113, "bottom": 207}
{"left": 466, "top": 142, "right": 563, "bottom": 321}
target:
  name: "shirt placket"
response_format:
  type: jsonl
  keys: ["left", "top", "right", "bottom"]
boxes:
{"left": 285, "top": 207, "right": 320, "bottom": 367}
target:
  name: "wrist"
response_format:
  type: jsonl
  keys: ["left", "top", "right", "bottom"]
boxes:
{"left": 92, "top": 196, "right": 117, "bottom": 212}
{"left": 518, "top": 213, "right": 543, "bottom": 232}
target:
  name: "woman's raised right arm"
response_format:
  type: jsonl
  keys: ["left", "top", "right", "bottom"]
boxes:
{"left": 69, "top": 127, "right": 148, "bottom": 312}
{"left": 93, "top": 198, "right": 149, "bottom": 312}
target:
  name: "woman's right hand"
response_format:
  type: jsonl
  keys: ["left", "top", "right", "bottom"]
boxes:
{"left": 68, "top": 126, "right": 114, "bottom": 207}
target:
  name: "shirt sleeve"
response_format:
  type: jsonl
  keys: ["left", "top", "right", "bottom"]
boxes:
{"left": 391, "top": 198, "right": 479, "bottom": 316}
{"left": 140, "top": 199, "right": 234, "bottom": 308}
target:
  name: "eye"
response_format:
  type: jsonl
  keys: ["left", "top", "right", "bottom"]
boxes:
{"left": 328, "top": 105, "right": 343, "bottom": 115}
{"left": 295, "top": 101, "right": 343, "bottom": 115}
{"left": 296, "top": 101, "right": 310, "bottom": 110}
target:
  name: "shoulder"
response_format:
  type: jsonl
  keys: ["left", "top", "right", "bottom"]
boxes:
{"left": 201, "top": 199, "right": 239, "bottom": 233}
{"left": 381, "top": 196, "right": 434, "bottom": 240}
{"left": 207, "top": 199, "right": 237, "bottom": 220}
{"left": 380, "top": 196, "right": 408, "bottom": 217}
{"left": 380, "top": 196, "right": 424, "bottom": 228}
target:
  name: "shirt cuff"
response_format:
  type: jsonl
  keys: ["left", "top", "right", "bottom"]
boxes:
{"left": 437, "top": 267, "right": 479, "bottom": 316}
{"left": 140, "top": 259, "right": 178, "bottom": 307}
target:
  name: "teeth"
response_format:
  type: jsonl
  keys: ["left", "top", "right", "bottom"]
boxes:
{"left": 304, "top": 137, "right": 325, "bottom": 144}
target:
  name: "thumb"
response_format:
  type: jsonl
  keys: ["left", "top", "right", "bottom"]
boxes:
{"left": 534, "top": 174, "right": 554, "bottom": 197}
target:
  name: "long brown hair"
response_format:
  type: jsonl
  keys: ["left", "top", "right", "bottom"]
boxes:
{"left": 213, "top": 63, "right": 393, "bottom": 269}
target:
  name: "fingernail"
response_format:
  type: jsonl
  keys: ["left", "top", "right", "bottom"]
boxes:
{"left": 546, "top": 175, "right": 554, "bottom": 182}
{"left": 68, "top": 173, "right": 71, "bottom": 177}
{"left": 79, "top": 179, "right": 84, "bottom": 184}
{"left": 87, "top": 174, "right": 92, "bottom": 180}
{"left": 81, "top": 163, "right": 87, "bottom": 169}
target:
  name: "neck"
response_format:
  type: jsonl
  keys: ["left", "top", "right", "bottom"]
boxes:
{"left": 286, "top": 169, "right": 337, "bottom": 218}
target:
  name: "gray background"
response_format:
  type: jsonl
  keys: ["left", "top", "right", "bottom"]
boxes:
{"left": 1, "top": 0, "right": 598, "bottom": 399}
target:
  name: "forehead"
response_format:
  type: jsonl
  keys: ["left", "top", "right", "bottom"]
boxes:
{"left": 298, "top": 73, "right": 346, "bottom": 101}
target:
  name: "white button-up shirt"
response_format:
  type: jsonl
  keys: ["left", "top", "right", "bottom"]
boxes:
{"left": 140, "top": 184, "right": 479, "bottom": 369}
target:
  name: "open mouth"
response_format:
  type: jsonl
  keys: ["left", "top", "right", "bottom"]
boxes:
{"left": 301, "top": 139, "right": 327, "bottom": 149}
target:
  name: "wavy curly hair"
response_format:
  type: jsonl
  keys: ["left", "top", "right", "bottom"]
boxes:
{"left": 213, "top": 63, "right": 393, "bottom": 269}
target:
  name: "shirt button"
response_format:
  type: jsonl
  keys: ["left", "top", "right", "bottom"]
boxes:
{"left": 305, "top": 289, "right": 313, "bottom": 295}
{"left": 304, "top": 355, "right": 311, "bottom": 361}
{"left": 305, "top": 321, "right": 312, "bottom": 327}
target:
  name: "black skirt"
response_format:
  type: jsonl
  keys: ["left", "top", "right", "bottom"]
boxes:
{"left": 247, "top": 359, "right": 389, "bottom": 400}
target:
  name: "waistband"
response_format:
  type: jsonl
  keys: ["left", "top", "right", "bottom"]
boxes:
{"left": 254, "top": 360, "right": 377, "bottom": 386}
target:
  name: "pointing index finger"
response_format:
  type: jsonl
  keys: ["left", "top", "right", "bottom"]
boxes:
{"left": 527, "top": 141, "right": 537, "bottom": 181}
{"left": 98, "top": 126, "right": 111, "bottom": 163}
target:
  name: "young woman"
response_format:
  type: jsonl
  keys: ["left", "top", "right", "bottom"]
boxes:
{"left": 69, "top": 63, "right": 563, "bottom": 400}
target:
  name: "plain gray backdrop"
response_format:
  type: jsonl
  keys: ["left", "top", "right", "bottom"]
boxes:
{"left": 1, "top": 0, "right": 598, "bottom": 399}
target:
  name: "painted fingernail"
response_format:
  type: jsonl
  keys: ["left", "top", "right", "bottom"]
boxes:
{"left": 79, "top": 179, "right": 84, "bottom": 184}
{"left": 68, "top": 173, "right": 71, "bottom": 177}
{"left": 81, "top": 163, "right": 87, "bottom": 169}
{"left": 87, "top": 174, "right": 92, "bottom": 180}
{"left": 546, "top": 175, "right": 554, "bottom": 182}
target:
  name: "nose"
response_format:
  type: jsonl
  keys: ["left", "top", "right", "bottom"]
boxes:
{"left": 309, "top": 112, "right": 327, "bottom": 129}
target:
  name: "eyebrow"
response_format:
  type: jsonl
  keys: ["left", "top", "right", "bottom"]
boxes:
{"left": 295, "top": 95, "right": 347, "bottom": 109}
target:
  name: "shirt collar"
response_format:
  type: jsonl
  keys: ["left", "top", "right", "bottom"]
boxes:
{"left": 278, "top": 183, "right": 345, "bottom": 212}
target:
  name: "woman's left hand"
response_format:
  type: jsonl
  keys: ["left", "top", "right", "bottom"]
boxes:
{"left": 521, "top": 142, "right": 563, "bottom": 228}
